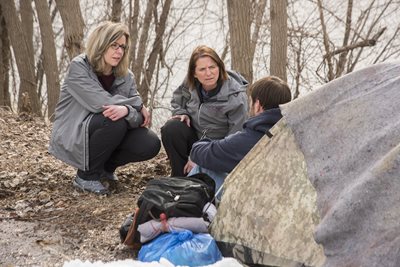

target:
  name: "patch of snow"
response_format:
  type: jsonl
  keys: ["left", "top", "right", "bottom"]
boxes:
{"left": 63, "top": 257, "right": 243, "bottom": 267}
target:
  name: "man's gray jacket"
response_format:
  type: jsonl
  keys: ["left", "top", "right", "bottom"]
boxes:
{"left": 49, "top": 54, "right": 143, "bottom": 171}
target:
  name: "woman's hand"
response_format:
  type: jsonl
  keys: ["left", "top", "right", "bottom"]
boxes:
{"left": 141, "top": 105, "right": 151, "bottom": 127}
{"left": 183, "top": 159, "right": 196, "bottom": 175}
{"left": 102, "top": 105, "right": 128, "bottom": 121}
{"left": 171, "top": 114, "right": 191, "bottom": 127}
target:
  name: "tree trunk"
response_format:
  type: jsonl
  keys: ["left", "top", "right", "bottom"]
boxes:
{"left": 0, "top": 1, "right": 41, "bottom": 115}
{"left": 128, "top": 0, "right": 140, "bottom": 69}
{"left": 133, "top": 0, "right": 157, "bottom": 84}
{"left": 250, "top": 0, "right": 267, "bottom": 61}
{"left": 19, "top": 0, "right": 38, "bottom": 113}
{"left": 34, "top": 0, "right": 60, "bottom": 120}
{"left": 317, "top": 0, "right": 334, "bottom": 81}
{"left": 0, "top": 5, "right": 11, "bottom": 109}
{"left": 111, "top": 0, "right": 122, "bottom": 22}
{"left": 20, "top": 0, "right": 34, "bottom": 56}
{"left": 335, "top": 0, "right": 353, "bottom": 77}
{"left": 55, "top": 0, "right": 84, "bottom": 60}
{"left": 139, "top": 0, "right": 172, "bottom": 106}
{"left": 270, "top": 0, "right": 287, "bottom": 82}
{"left": 227, "top": 0, "right": 253, "bottom": 84}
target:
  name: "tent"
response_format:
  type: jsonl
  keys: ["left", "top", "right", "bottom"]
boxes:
{"left": 211, "top": 61, "right": 400, "bottom": 267}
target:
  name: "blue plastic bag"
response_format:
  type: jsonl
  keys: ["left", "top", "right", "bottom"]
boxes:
{"left": 138, "top": 230, "right": 222, "bottom": 266}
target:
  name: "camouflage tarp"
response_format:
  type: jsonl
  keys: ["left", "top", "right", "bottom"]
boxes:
{"left": 211, "top": 118, "right": 325, "bottom": 267}
{"left": 211, "top": 61, "right": 400, "bottom": 267}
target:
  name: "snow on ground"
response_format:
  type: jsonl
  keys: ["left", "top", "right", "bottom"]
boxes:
{"left": 64, "top": 257, "right": 243, "bottom": 267}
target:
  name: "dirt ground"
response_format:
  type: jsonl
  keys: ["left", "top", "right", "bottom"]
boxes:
{"left": 0, "top": 108, "right": 171, "bottom": 266}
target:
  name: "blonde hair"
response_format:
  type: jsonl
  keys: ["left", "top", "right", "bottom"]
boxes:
{"left": 85, "top": 21, "right": 130, "bottom": 77}
{"left": 186, "top": 45, "right": 228, "bottom": 90}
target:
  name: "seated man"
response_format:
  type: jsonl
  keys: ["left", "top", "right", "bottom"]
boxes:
{"left": 189, "top": 76, "right": 292, "bottom": 199}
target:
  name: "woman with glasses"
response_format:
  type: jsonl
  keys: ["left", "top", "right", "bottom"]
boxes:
{"left": 49, "top": 21, "right": 160, "bottom": 195}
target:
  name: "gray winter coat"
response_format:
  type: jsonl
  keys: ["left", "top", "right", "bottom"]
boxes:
{"left": 49, "top": 54, "right": 143, "bottom": 171}
{"left": 171, "top": 71, "right": 248, "bottom": 139}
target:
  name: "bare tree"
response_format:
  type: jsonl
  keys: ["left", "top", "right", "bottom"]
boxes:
{"left": 287, "top": 11, "right": 320, "bottom": 99}
{"left": 250, "top": 0, "right": 267, "bottom": 61}
{"left": 0, "top": 5, "right": 11, "bottom": 109}
{"left": 282, "top": 0, "right": 398, "bottom": 98}
{"left": 19, "top": 0, "right": 39, "bottom": 112}
{"left": 128, "top": 0, "right": 139, "bottom": 66}
{"left": 34, "top": 0, "right": 60, "bottom": 120}
{"left": 132, "top": 0, "right": 157, "bottom": 85}
{"left": 224, "top": 0, "right": 268, "bottom": 86}
{"left": 270, "top": 0, "right": 288, "bottom": 81}
{"left": 20, "top": 0, "right": 34, "bottom": 64}
{"left": 317, "top": 0, "right": 334, "bottom": 81}
{"left": 0, "top": 1, "right": 41, "bottom": 115}
{"left": 316, "top": 0, "right": 388, "bottom": 82}
{"left": 139, "top": 0, "right": 173, "bottom": 106}
{"left": 227, "top": 0, "right": 253, "bottom": 83}
{"left": 55, "top": 0, "right": 85, "bottom": 60}
{"left": 111, "top": 0, "right": 122, "bottom": 22}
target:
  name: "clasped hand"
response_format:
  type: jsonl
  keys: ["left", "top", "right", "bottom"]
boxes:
{"left": 171, "top": 114, "right": 191, "bottom": 127}
{"left": 103, "top": 105, "right": 128, "bottom": 121}
{"left": 103, "top": 105, "right": 151, "bottom": 127}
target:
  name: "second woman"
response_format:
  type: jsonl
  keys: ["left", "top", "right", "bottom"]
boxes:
{"left": 161, "top": 45, "right": 248, "bottom": 176}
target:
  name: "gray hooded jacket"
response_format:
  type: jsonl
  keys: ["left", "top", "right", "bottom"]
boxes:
{"left": 171, "top": 71, "right": 248, "bottom": 139}
{"left": 49, "top": 54, "right": 143, "bottom": 171}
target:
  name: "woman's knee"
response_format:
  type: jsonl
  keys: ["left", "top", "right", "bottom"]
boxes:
{"left": 89, "top": 114, "right": 128, "bottom": 137}
{"left": 130, "top": 128, "right": 161, "bottom": 160}
{"left": 161, "top": 119, "right": 195, "bottom": 141}
{"left": 161, "top": 119, "right": 181, "bottom": 137}
{"left": 145, "top": 132, "right": 161, "bottom": 159}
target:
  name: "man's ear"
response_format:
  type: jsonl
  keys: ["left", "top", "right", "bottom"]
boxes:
{"left": 254, "top": 99, "right": 263, "bottom": 115}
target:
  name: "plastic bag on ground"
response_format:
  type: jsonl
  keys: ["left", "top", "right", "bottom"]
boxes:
{"left": 138, "top": 230, "right": 222, "bottom": 267}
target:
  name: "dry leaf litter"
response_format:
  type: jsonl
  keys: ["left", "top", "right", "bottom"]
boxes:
{"left": 0, "top": 108, "right": 170, "bottom": 266}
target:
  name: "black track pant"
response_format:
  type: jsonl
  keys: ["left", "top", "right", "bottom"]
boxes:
{"left": 161, "top": 119, "right": 198, "bottom": 176}
{"left": 78, "top": 113, "right": 161, "bottom": 180}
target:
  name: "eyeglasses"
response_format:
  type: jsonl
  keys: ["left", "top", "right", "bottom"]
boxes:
{"left": 110, "top": 43, "right": 127, "bottom": 51}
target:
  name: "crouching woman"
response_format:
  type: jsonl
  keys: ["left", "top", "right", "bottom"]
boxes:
{"left": 49, "top": 21, "right": 160, "bottom": 195}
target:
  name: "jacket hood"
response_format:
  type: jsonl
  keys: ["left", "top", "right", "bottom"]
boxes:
{"left": 226, "top": 70, "right": 249, "bottom": 88}
{"left": 244, "top": 108, "right": 282, "bottom": 133}
{"left": 215, "top": 70, "right": 248, "bottom": 100}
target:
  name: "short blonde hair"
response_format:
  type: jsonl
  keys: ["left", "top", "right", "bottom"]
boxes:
{"left": 85, "top": 21, "right": 130, "bottom": 77}
{"left": 186, "top": 45, "right": 228, "bottom": 90}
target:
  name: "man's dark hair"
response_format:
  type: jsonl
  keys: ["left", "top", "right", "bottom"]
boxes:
{"left": 250, "top": 76, "right": 291, "bottom": 110}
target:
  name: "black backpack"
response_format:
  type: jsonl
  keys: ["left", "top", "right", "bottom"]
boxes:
{"left": 120, "top": 173, "right": 215, "bottom": 248}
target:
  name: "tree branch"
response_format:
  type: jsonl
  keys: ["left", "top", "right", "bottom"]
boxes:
{"left": 324, "top": 27, "right": 386, "bottom": 58}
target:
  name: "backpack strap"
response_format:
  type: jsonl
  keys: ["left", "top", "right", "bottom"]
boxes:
{"left": 123, "top": 207, "right": 140, "bottom": 248}
{"left": 123, "top": 201, "right": 154, "bottom": 248}
{"left": 202, "top": 183, "right": 224, "bottom": 222}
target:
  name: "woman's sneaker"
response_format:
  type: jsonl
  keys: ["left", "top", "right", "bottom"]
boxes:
{"left": 102, "top": 171, "right": 119, "bottom": 181}
{"left": 73, "top": 176, "right": 109, "bottom": 195}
